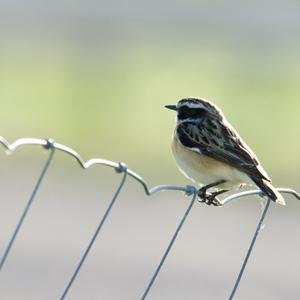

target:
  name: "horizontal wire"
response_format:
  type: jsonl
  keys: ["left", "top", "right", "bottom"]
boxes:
{"left": 1, "top": 136, "right": 299, "bottom": 204}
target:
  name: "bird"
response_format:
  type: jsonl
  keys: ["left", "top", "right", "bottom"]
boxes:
{"left": 165, "top": 97, "right": 285, "bottom": 206}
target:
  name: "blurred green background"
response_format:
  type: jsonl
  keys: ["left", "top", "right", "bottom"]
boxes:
{"left": 0, "top": 0, "right": 299, "bottom": 187}
{"left": 0, "top": 1, "right": 300, "bottom": 299}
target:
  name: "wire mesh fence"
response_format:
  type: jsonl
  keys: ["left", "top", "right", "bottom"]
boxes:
{"left": 0, "top": 136, "right": 299, "bottom": 300}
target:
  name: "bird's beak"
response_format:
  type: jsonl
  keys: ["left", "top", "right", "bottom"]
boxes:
{"left": 165, "top": 104, "right": 177, "bottom": 111}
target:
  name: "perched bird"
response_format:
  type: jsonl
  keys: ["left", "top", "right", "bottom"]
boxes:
{"left": 165, "top": 97, "right": 285, "bottom": 206}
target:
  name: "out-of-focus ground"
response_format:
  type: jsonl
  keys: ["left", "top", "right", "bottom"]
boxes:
{"left": 0, "top": 0, "right": 300, "bottom": 299}
{"left": 0, "top": 151, "right": 299, "bottom": 300}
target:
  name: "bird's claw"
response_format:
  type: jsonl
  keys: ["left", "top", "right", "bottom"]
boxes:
{"left": 197, "top": 189, "right": 228, "bottom": 206}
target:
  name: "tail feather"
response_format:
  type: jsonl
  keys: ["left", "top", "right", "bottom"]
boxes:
{"left": 251, "top": 177, "right": 286, "bottom": 206}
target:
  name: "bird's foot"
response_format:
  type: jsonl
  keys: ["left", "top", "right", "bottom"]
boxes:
{"left": 197, "top": 189, "right": 228, "bottom": 206}
{"left": 197, "top": 180, "right": 227, "bottom": 206}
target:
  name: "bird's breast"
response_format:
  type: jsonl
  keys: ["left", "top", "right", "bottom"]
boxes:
{"left": 171, "top": 136, "right": 251, "bottom": 188}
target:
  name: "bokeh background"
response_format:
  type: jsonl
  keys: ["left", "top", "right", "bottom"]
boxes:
{"left": 0, "top": 1, "right": 299, "bottom": 299}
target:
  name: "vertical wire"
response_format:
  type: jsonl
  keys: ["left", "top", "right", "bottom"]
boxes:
{"left": 59, "top": 166, "right": 128, "bottom": 300}
{"left": 140, "top": 191, "right": 197, "bottom": 300}
{"left": 228, "top": 198, "right": 271, "bottom": 300}
{"left": 0, "top": 147, "right": 55, "bottom": 271}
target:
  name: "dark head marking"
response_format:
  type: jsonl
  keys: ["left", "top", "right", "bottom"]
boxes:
{"left": 176, "top": 97, "right": 223, "bottom": 122}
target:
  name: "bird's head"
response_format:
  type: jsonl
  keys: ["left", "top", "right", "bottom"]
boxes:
{"left": 165, "top": 97, "right": 222, "bottom": 122}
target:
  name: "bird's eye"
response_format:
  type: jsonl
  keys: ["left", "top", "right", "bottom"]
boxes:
{"left": 179, "top": 106, "right": 190, "bottom": 118}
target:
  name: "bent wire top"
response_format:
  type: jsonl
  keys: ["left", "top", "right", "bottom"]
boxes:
{"left": 0, "top": 136, "right": 299, "bottom": 205}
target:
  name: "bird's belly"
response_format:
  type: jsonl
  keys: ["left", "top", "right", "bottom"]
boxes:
{"left": 171, "top": 138, "right": 251, "bottom": 188}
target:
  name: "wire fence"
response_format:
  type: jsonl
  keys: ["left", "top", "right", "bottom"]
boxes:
{"left": 0, "top": 136, "right": 299, "bottom": 300}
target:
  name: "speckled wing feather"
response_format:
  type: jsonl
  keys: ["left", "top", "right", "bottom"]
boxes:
{"left": 176, "top": 120, "right": 271, "bottom": 183}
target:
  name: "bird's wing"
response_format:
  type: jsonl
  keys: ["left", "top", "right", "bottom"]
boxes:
{"left": 176, "top": 121, "right": 271, "bottom": 182}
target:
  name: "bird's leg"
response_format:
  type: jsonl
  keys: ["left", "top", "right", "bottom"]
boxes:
{"left": 198, "top": 179, "right": 226, "bottom": 198}
{"left": 198, "top": 179, "right": 227, "bottom": 206}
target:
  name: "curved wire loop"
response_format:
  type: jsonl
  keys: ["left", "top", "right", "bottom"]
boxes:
{"left": 1, "top": 136, "right": 299, "bottom": 202}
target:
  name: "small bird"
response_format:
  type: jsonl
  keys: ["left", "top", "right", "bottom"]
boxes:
{"left": 165, "top": 97, "right": 285, "bottom": 206}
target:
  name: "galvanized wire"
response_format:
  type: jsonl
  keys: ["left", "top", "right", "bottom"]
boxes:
{"left": 0, "top": 141, "right": 55, "bottom": 271}
{"left": 228, "top": 198, "right": 271, "bottom": 300}
{"left": 140, "top": 188, "right": 197, "bottom": 300}
{"left": 60, "top": 163, "right": 128, "bottom": 300}
{"left": 0, "top": 136, "right": 299, "bottom": 300}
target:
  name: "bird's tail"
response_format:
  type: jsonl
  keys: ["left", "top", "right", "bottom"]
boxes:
{"left": 251, "top": 177, "right": 286, "bottom": 206}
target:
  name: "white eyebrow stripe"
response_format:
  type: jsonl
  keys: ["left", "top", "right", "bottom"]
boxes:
{"left": 179, "top": 102, "right": 207, "bottom": 109}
